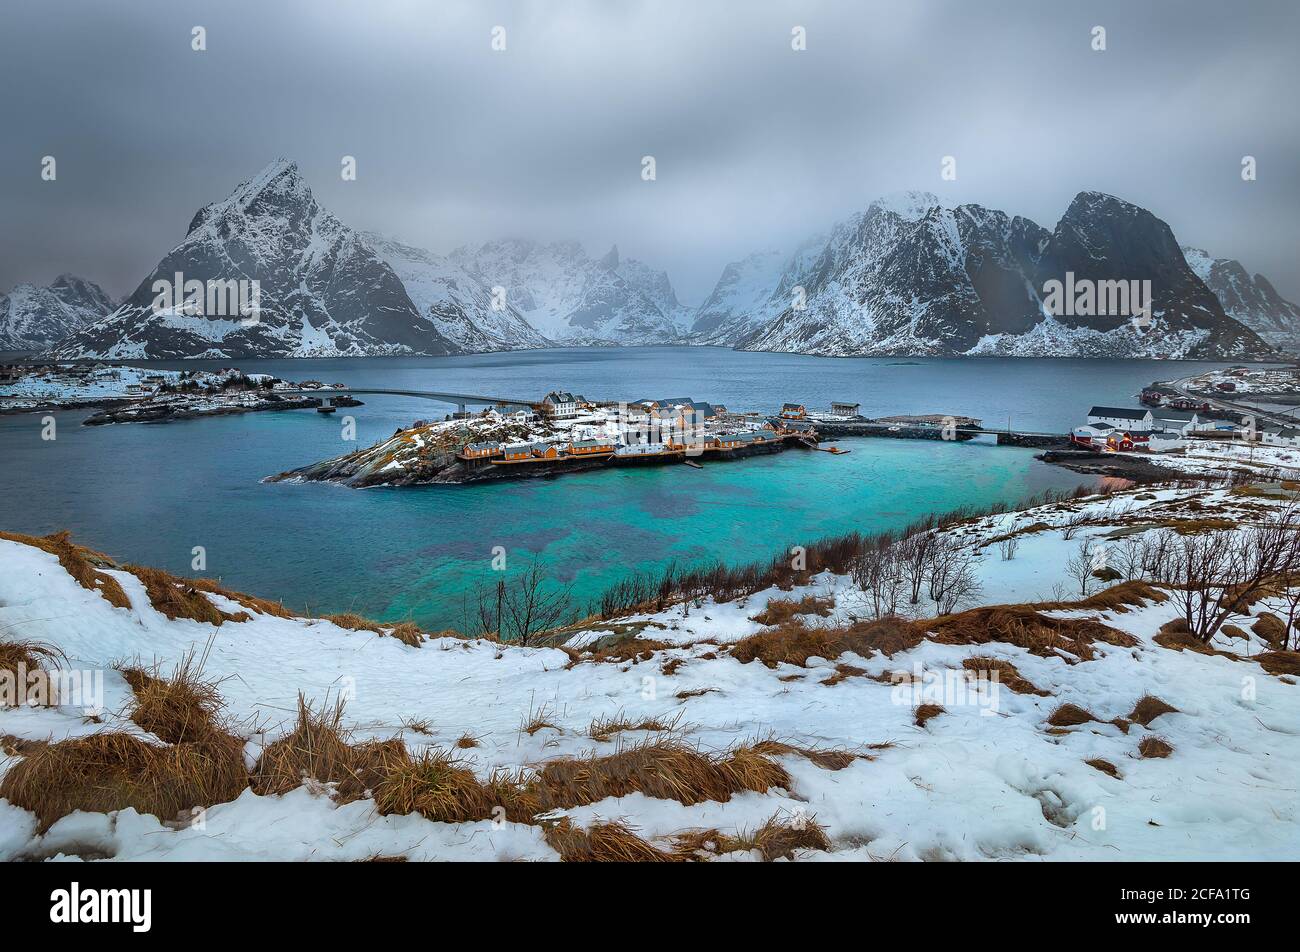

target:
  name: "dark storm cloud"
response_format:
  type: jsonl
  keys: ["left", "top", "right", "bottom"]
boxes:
{"left": 2, "top": 0, "right": 1297, "bottom": 303}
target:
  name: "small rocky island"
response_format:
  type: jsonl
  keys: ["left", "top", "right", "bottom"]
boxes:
{"left": 0, "top": 362, "right": 357, "bottom": 424}
{"left": 268, "top": 395, "right": 829, "bottom": 488}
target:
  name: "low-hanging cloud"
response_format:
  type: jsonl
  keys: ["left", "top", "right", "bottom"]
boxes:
{"left": 1, "top": 0, "right": 1297, "bottom": 304}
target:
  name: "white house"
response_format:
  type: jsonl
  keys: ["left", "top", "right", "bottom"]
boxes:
{"left": 1262, "top": 426, "right": 1300, "bottom": 448}
{"left": 1087, "top": 406, "right": 1153, "bottom": 429}
{"left": 1150, "top": 409, "right": 1199, "bottom": 437}
{"left": 540, "top": 391, "right": 578, "bottom": 419}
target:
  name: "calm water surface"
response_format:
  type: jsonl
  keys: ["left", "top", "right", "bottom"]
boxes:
{"left": 0, "top": 349, "right": 1234, "bottom": 628}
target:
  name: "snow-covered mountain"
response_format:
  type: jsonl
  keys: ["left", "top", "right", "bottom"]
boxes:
{"left": 361, "top": 232, "right": 551, "bottom": 353}
{"left": 0, "top": 274, "right": 114, "bottom": 352}
{"left": 1182, "top": 247, "right": 1300, "bottom": 353}
{"left": 713, "top": 191, "right": 1272, "bottom": 360}
{"left": 50, "top": 160, "right": 463, "bottom": 360}
{"left": 450, "top": 240, "right": 688, "bottom": 345}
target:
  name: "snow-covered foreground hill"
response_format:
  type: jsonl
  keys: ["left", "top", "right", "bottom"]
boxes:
{"left": 2, "top": 484, "right": 1299, "bottom": 862}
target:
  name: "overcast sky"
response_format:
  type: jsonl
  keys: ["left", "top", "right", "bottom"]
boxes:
{"left": 2, "top": 0, "right": 1297, "bottom": 304}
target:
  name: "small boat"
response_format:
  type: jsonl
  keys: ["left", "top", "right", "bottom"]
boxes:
{"left": 316, "top": 405, "right": 337, "bottom": 414}
{"left": 682, "top": 459, "right": 703, "bottom": 469}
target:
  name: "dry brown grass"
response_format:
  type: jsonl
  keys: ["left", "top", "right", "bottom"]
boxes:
{"left": 748, "top": 738, "right": 859, "bottom": 770}
{"left": 1257, "top": 651, "right": 1300, "bottom": 676}
{"left": 0, "top": 639, "right": 65, "bottom": 707}
{"left": 372, "top": 747, "right": 498, "bottom": 822}
{"left": 251, "top": 695, "right": 402, "bottom": 802}
{"left": 1139, "top": 735, "right": 1174, "bottom": 759}
{"left": 923, "top": 605, "right": 1136, "bottom": 661}
{"left": 750, "top": 595, "right": 835, "bottom": 627}
{"left": 520, "top": 703, "right": 560, "bottom": 736}
{"left": 1127, "top": 695, "right": 1179, "bottom": 727}
{"left": 454, "top": 733, "right": 479, "bottom": 749}
{"left": 0, "top": 530, "right": 130, "bottom": 609}
{"left": 1085, "top": 758, "right": 1121, "bottom": 778}
{"left": 384, "top": 622, "right": 424, "bottom": 648}
{"left": 961, "top": 656, "right": 1048, "bottom": 696}
{"left": 531, "top": 738, "right": 791, "bottom": 811}
{"left": 187, "top": 578, "right": 294, "bottom": 619}
{"left": 1046, "top": 581, "right": 1169, "bottom": 614}
{"left": 324, "top": 612, "right": 382, "bottom": 633}
{"left": 1047, "top": 703, "right": 1097, "bottom": 727}
{"left": 1153, "top": 618, "right": 1221, "bottom": 655}
{"left": 127, "top": 565, "right": 247, "bottom": 626}
{"left": 587, "top": 711, "right": 681, "bottom": 741}
{"left": 914, "top": 703, "right": 945, "bottom": 727}
{"left": 1252, "top": 613, "right": 1287, "bottom": 649}
{"left": 121, "top": 654, "right": 227, "bottom": 744}
{"left": 730, "top": 621, "right": 840, "bottom": 667}
{"left": 0, "top": 730, "right": 246, "bottom": 831}
{"left": 544, "top": 818, "right": 681, "bottom": 862}
{"left": 821, "top": 662, "right": 867, "bottom": 686}
{"left": 672, "top": 814, "right": 832, "bottom": 861}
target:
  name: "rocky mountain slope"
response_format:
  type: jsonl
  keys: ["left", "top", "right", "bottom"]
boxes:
{"left": 50, "top": 160, "right": 463, "bottom": 360}
{"left": 1182, "top": 246, "right": 1300, "bottom": 353}
{"left": 0, "top": 274, "right": 114, "bottom": 352}
{"left": 361, "top": 232, "right": 551, "bottom": 353}
{"left": 729, "top": 191, "right": 1273, "bottom": 360}
{"left": 450, "top": 240, "right": 688, "bottom": 345}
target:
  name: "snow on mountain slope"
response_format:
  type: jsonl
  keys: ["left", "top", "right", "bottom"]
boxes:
{"left": 49, "top": 160, "right": 462, "bottom": 360}
{"left": 689, "top": 235, "right": 826, "bottom": 346}
{"left": 732, "top": 191, "right": 1272, "bottom": 360}
{"left": 361, "top": 232, "right": 551, "bottom": 352}
{"left": 451, "top": 240, "right": 687, "bottom": 345}
{"left": 1182, "top": 246, "right": 1300, "bottom": 352}
{"left": 0, "top": 274, "right": 114, "bottom": 352}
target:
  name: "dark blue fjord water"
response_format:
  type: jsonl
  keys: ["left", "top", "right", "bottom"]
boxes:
{"left": 0, "top": 349, "right": 1234, "bottom": 630}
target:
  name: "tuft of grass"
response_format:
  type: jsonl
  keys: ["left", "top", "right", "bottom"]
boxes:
{"left": 371, "top": 748, "right": 498, "bottom": 823}
{"left": 121, "top": 652, "right": 227, "bottom": 744}
{"left": 1047, "top": 703, "right": 1097, "bottom": 727}
{"left": 0, "top": 640, "right": 66, "bottom": 707}
{"left": 730, "top": 621, "right": 839, "bottom": 668}
{"left": 1251, "top": 613, "right": 1287, "bottom": 649}
{"left": 961, "top": 656, "right": 1048, "bottom": 696}
{"left": 520, "top": 702, "right": 560, "bottom": 736}
{"left": 750, "top": 595, "right": 835, "bottom": 627}
{"left": 187, "top": 578, "right": 294, "bottom": 619}
{"left": 1257, "top": 651, "right": 1300, "bottom": 676}
{"left": 1138, "top": 735, "right": 1174, "bottom": 759}
{"left": 1085, "top": 758, "right": 1121, "bottom": 778}
{"left": 454, "top": 733, "right": 480, "bottom": 749}
{"left": 385, "top": 622, "right": 424, "bottom": 648}
{"left": 325, "top": 613, "right": 382, "bottom": 633}
{"left": 251, "top": 695, "right": 402, "bottom": 802}
{"left": 0, "top": 530, "right": 130, "bottom": 609}
{"left": 748, "top": 738, "right": 859, "bottom": 770}
{"left": 1127, "top": 695, "right": 1178, "bottom": 728}
{"left": 0, "top": 730, "right": 246, "bottom": 831}
{"left": 914, "top": 703, "right": 945, "bottom": 727}
{"left": 531, "top": 738, "right": 790, "bottom": 811}
{"left": 673, "top": 814, "right": 832, "bottom": 862}
{"left": 924, "top": 606, "right": 1135, "bottom": 661}
{"left": 587, "top": 710, "right": 681, "bottom": 741}
{"left": 127, "top": 565, "right": 246, "bottom": 626}
{"left": 544, "top": 818, "right": 680, "bottom": 862}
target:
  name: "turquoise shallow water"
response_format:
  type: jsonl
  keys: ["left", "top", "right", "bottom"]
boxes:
{"left": 0, "top": 349, "right": 1230, "bottom": 629}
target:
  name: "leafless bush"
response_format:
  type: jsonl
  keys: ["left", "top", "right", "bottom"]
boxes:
{"left": 998, "top": 535, "right": 1019, "bottom": 561}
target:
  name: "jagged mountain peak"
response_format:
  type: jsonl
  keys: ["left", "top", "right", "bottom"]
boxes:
{"left": 0, "top": 274, "right": 114, "bottom": 352}
{"left": 598, "top": 245, "right": 620, "bottom": 270}
{"left": 868, "top": 190, "right": 942, "bottom": 222}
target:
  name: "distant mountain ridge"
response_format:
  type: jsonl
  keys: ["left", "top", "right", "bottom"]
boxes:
{"left": 449, "top": 239, "right": 690, "bottom": 345}
{"left": 0, "top": 274, "right": 114, "bottom": 352}
{"left": 20, "top": 160, "right": 1296, "bottom": 360}
{"left": 708, "top": 190, "right": 1275, "bottom": 359}
{"left": 1182, "top": 246, "right": 1300, "bottom": 352}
